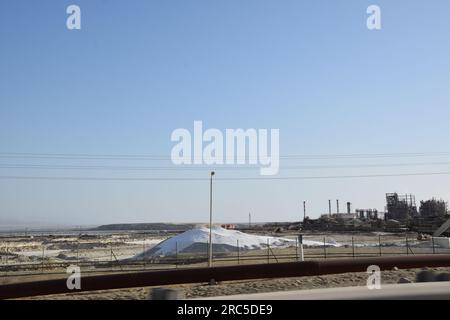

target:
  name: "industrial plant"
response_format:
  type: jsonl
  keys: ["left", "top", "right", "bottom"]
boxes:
{"left": 302, "top": 193, "right": 450, "bottom": 236}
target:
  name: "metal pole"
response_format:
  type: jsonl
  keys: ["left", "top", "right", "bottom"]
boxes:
{"left": 77, "top": 227, "right": 81, "bottom": 266}
{"left": 41, "top": 246, "right": 45, "bottom": 274}
{"left": 406, "top": 233, "right": 409, "bottom": 256}
{"left": 267, "top": 239, "right": 270, "bottom": 264}
{"left": 143, "top": 238, "right": 146, "bottom": 270}
{"left": 352, "top": 236, "right": 355, "bottom": 258}
{"left": 295, "top": 237, "right": 299, "bottom": 261}
{"left": 379, "top": 235, "right": 382, "bottom": 256}
{"left": 110, "top": 242, "right": 113, "bottom": 271}
{"left": 237, "top": 240, "right": 240, "bottom": 265}
{"left": 208, "top": 171, "right": 215, "bottom": 267}
{"left": 206, "top": 240, "right": 208, "bottom": 265}
{"left": 323, "top": 237, "right": 327, "bottom": 259}
{"left": 299, "top": 234, "right": 304, "bottom": 262}
{"left": 176, "top": 242, "right": 178, "bottom": 268}
{"left": 300, "top": 244, "right": 304, "bottom": 262}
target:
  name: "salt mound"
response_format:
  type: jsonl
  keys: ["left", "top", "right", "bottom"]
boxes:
{"left": 134, "top": 227, "right": 294, "bottom": 258}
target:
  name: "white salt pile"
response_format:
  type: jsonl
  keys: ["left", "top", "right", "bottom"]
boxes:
{"left": 133, "top": 227, "right": 340, "bottom": 259}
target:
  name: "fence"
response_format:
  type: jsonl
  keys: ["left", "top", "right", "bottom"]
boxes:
{"left": 1, "top": 233, "right": 450, "bottom": 278}
{"left": 4, "top": 255, "right": 450, "bottom": 299}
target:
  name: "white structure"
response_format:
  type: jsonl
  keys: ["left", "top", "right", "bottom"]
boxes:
{"left": 433, "top": 237, "right": 450, "bottom": 249}
{"left": 433, "top": 218, "right": 450, "bottom": 237}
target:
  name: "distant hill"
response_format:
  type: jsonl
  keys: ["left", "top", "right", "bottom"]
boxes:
{"left": 93, "top": 223, "right": 197, "bottom": 231}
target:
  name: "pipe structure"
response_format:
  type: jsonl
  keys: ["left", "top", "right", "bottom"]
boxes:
{"left": 2, "top": 255, "right": 450, "bottom": 299}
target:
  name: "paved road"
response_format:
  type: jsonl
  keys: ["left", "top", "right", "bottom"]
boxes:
{"left": 197, "top": 282, "right": 450, "bottom": 300}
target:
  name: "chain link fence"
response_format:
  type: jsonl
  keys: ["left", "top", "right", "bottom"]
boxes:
{"left": 1, "top": 233, "right": 450, "bottom": 278}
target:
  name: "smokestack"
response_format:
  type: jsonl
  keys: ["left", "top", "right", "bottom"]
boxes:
{"left": 336, "top": 199, "right": 340, "bottom": 214}
{"left": 328, "top": 200, "right": 332, "bottom": 216}
{"left": 303, "top": 201, "right": 306, "bottom": 221}
{"left": 347, "top": 202, "right": 351, "bottom": 215}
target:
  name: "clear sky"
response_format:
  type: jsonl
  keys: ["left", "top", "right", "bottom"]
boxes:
{"left": 1, "top": 0, "right": 450, "bottom": 227}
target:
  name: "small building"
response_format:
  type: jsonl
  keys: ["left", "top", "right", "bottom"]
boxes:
{"left": 221, "top": 224, "right": 236, "bottom": 230}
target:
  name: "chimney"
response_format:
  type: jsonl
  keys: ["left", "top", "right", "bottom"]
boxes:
{"left": 336, "top": 200, "right": 340, "bottom": 214}
{"left": 347, "top": 202, "right": 351, "bottom": 215}
{"left": 303, "top": 201, "right": 306, "bottom": 221}
{"left": 328, "top": 200, "right": 332, "bottom": 216}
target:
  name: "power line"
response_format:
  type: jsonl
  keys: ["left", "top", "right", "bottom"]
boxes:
{"left": 1, "top": 171, "right": 450, "bottom": 181}
{"left": 1, "top": 161, "right": 450, "bottom": 171}
{"left": 2, "top": 151, "right": 450, "bottom": 160}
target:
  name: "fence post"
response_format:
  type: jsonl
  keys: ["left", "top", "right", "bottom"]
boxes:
{"left": 237, "top": 240, "right": 240, "bottom": 265}
{"left": 206, "top": 240, "right": 209, "bottom": 266}
{"left": 4, "top": 243, "right": 8, "bottom": 277}
{"left": 175, "top": 241, "right": 178, "bottom": 268}
{"left": 76, "top": 239, "right": 80, "bottom": 265}
{"left": 299, "top": 235, "right": 304, "bottom": 262}
{"left": 110, "top": 242, "right": 113, "bottom": 271}
{"left": 41, "top": 245, "right": 45, "bottom": 274}
{"left": 352, "top": 236, "right": 355, "bottom": 258}
{"left": 406, "top": 234, "right": 409, "bottom": 256}
{"left": 379, "top": 235, "right": 382, "bottom": 256}
{"left": 143, "top": 238, "right": 146, "bottom": 270}
{"left": 323, "top": 237, "right": 327, "bottom": 259}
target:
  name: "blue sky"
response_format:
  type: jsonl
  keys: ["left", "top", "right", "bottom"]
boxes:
{"left": 1, "top": 1, "right": 450, "bottom": 227}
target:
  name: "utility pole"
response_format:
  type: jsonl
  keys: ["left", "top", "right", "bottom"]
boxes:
{"left": 208, "top": 171, "right": 215, "bottom": 268}
{"left": 298, "top": 234, "right": 304, "bottom": 261}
